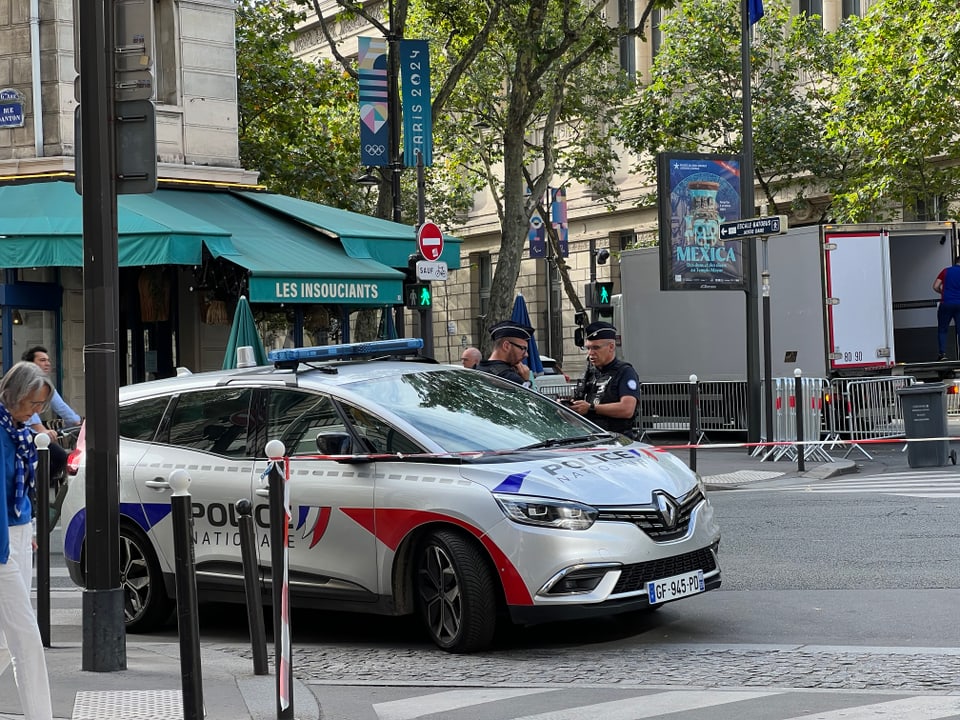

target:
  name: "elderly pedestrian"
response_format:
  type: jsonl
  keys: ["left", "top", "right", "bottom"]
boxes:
{"left": 0, "top": 361, "right": 54, "bottom": 720}
{"left": 460, "top": 346, "right": 482, "bottom": 369}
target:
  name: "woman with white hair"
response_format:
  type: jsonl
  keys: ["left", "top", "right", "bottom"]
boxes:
{"left": 0, "top": 361, "right": 54, "bottom": 719}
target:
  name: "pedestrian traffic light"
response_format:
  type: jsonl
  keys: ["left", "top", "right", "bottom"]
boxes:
{"left": 585, "top": 282, "right": 615, "bottom": 308}
{"left": 406, "top": 283, "right": 432, "bottom": 308}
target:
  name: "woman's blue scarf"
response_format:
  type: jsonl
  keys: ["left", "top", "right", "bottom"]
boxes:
{"left": 0, "top": 402, "right": 37, "bottom": 518}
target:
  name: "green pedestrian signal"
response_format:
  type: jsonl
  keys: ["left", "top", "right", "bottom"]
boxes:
{"left": 597, "top": 282, "right": 612, "bottom": 306}
{"left": 418, "top": 285, "right": 432, "bottom": 307}
{"left": 406, "top": 283, "right": 432, "bottom": 309}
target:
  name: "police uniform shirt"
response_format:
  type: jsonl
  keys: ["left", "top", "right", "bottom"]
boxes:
{"left": 477, "top": 359, "right": 527, "bottom": 386}
{"left": 579, "top": 357, "right": 640, "bottom": 434}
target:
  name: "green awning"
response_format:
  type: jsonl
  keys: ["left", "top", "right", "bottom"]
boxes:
{"left": 152, "top": 190, "right": 404, "bottom": 305}
{"left": 0, "top": 180, "right": 233, "bottom": 267}
{"left": 230, "top": 190, "right": 462, "bottom": 269}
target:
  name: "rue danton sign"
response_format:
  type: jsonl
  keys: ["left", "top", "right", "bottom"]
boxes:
{"left": 0, "top": 89, "right": 25, "bottom": 128}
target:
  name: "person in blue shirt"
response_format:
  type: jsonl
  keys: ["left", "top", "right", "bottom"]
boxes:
{"left": 933, "top": 258, "right": 960, "bottom": 361}
{"left": 0, "top": 361, "right": 54, "bottom": 720}
{"left": 21, "top": 346, "right": 80, "bottom": 482}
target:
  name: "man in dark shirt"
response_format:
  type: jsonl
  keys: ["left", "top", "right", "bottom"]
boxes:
{"left": 477, "top": 320, "right": 534, "bottom": 387}
{"left": 570, "top": 322, "right": 640, "bottom": 437}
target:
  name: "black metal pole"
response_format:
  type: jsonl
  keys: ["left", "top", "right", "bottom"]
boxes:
{"left": 589, "top": 239, "right": 598, "bottom": 324}
{"left": 762, "top": 237, "right": 774, "bottom": 451}
{"left": 688, "top": 374, "right": 699, "bottom": 472}
{"left": 236, "top": 499, "right": 268, "bottom": 676}
{"left": 741, "top": 0, "right": 761, "bottom": 447}
{"left": 35, "top": 435, "right": 51, "bottom": 647}
{"left": 795, "top": 369, "right": 806, "bottom": 472}
{"left": 169, "top": 470, "right": 204, "bottom": 720}
{"left": 387, "top": 0, "right": 402, "bottom": 223}
{"left": 416, "top": 151, "right": 434, "bottom": 357}
{"left": 79, "top": 0, "right": 126, "bottom": 673}
{"left": 266, "top": 440, "right": 293, "bottom": 720}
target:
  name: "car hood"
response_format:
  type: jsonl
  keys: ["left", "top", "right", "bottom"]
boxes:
{"left": 459, "top": 445, "right": 698, "bottom": 505}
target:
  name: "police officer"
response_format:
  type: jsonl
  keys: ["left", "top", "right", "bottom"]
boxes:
{"left": 570, "top": 322, "right": 639, "bottom": 436}
{"left": 477, "top": 320, "right": 534, "bottom": 386}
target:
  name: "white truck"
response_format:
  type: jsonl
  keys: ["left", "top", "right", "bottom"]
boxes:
{"left": 618, "top": 222, "right": 959, "bottom": 431}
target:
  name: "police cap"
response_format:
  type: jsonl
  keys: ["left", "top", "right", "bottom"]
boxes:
{"left": 489, "top": 320, "right": 534, "bottom": 341}
{"left": 585, "top": 321, "right": 617, "bottom": 340}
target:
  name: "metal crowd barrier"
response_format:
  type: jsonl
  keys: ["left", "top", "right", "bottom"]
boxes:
{"left": 637, "top": 380, "right": 749, "bottom": 440}
{"left": 824, "top": 376, "right": 915, "bottom": 459}
{"left": 755, "top": 376, "right": 832, "bottom": 462}
{"left": 537, "top": 382, "right": 579, "bottom": 401}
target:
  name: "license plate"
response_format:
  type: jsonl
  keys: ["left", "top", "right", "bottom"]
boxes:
{"left": 646, "top": 569, "right": 704, "bottom": 604}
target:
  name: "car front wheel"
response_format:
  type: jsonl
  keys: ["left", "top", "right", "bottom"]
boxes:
{"left": 416, "top": 529, "right": 497, "bottom": 653}
{"left": 119, "top": 524, "right": 172, "bottom": 633}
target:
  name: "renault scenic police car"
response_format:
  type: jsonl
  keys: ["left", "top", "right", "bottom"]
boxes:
{"left": 61, "top": 339, "right": 721, "bottom": 652}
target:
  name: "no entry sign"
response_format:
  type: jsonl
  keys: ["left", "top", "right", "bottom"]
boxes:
{"left": 417, "top": 221, "right": 444, "bottom": 261}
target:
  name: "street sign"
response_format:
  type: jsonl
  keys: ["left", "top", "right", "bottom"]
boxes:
{"left": 0, "top": 89, "right": 25, "bottom": 129}
{"left": 416, "top": 260, "right": 448, "bottom": 281}
{"left": 719, "top": 215, "right": 788, "bottom": 240}
{"left": 417, "top": 221, "right": 444, "bottom": 261}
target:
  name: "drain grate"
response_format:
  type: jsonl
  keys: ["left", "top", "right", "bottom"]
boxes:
{"left": 73, "top": 690, "right": 183, "bottom": 720}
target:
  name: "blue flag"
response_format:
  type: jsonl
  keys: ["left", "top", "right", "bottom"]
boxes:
{"left": 749, "top": 0, "right": 764, "bottom": 25}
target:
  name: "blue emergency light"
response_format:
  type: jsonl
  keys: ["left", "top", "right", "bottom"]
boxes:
{"left": 269, "top": 338, "right": 424, "bottom": 366}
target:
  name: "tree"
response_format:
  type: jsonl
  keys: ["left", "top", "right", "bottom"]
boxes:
{"left": 826, "top": 0, "right": 960, "bottom": 222}
{"left": 236, "top": 1, "right": 371, "bottom": 212}
{"left": 618, "top": 0, "right": 845, "bottom": 216}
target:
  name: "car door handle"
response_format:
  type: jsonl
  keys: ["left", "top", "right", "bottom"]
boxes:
{"left": 255, "top": 488, "right": 269, "bottom": 498}
{"left": 145, "top": 478, "right": 170, "bottom": 490}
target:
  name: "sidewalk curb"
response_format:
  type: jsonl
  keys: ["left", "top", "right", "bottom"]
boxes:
{"left": 800, "top": 459, "right": 858, "bottom": 481}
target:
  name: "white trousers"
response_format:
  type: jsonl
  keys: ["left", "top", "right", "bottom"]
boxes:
{"left": 0, "top": 522, "right": 53, "bottom": 720}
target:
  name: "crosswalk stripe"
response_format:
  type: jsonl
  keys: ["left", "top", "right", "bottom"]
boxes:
{"left": 786, "top": 696, "right": 960, "bottom": 719}
{"left": 374, "top": 688, "right": 557, "bottom": 720}
{"left": 509, "top": 690, "right": 782, "bottom": 720}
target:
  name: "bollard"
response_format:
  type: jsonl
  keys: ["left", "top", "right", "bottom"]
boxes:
{"left": 34, "top": 432, "right": 51, "bottom": 647}
{"left": 688, "top": 374, "right": 699, "bottom": 472}
{"left": 170, "top": 469, "right": 204, "bottom": 720}
{"left": 236, "top": 498, "right": 269, "bottom": 675}
{"left": 794, "top": 369, "right": 806, "bottom": 472}
{"left": 266, "top": 439, "right": 293, "bottom": 720}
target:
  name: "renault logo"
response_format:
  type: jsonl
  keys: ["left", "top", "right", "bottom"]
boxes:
{"left": 653, "top": 491, "right": 679, "bottom": 529}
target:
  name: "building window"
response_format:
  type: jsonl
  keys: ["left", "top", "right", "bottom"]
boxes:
{"left": 618, "top": 0, "right": 636, "bottom": 81}
{"left": 798, "top": 0, "right": 823, "bottom": 23}
{"left": 841, "top": 0, "right": 861, "bottom": 18}
{"left": 908, "top": 195, "right": 948, "bottom": 222}
{"left": 473, "top": 252, "right": 492, "bottom": 343}
{"left": 155, "top": 0, "right": 179, "bottom": 105}
{"left": 651, "top": 8, "right": 663, "bottom": 61}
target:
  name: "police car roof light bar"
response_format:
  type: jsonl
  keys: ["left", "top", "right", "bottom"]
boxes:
{"left": 269, "top": 338, "right": 424, "bottom": 368}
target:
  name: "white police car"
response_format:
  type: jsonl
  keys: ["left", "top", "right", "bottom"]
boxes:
{"left": 61, "top": 339, "right": 721, "bottom": 652}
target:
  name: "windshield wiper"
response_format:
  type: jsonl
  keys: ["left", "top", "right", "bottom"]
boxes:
{"left": 516, "top": 433, "right": 616, "bottom": 451}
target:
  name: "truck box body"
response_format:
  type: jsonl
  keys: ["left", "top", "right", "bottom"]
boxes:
{"left": 619, "top": 222, "right": 958, "bottom": 384}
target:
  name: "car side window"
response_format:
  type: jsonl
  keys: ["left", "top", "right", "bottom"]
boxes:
{"left": 166, "top": 388, "right": 252, "bottom": 458}
{"left": 119, "top": 396, "right": 172, "bottom": 442}
{"left": 267, "top": 389, "right": 347, "bottom": 456}
{"left": 342, "top": 404, "right": 422, "bottom": 455}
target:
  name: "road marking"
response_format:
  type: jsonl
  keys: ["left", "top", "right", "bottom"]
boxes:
{"left": 787, "top": 696, "right": 960, "bottom": 719}
{"left": 509, "top": 690, "right": 781, "bottom": 720}
{"left": 374, "top": 688, "right": 557, "bottom": 720}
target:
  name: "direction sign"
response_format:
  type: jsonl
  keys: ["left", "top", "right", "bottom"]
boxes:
{"left": 416, "top": 260, "right": 448, "bottom": 281}
{"left": 417, "top": 221, "right": 444, "bottom": 261}
{"left": 719, "top": 215, "right": 788, "bottom": 240}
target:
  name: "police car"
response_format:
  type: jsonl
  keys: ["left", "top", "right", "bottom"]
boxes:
{"left": 60, "top": 339, "right": 721, "bottom": 652}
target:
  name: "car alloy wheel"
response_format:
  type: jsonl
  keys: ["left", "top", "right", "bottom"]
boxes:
{"left": 119, "top": 525, "right": 171, "bottom": 633}
{"left": 416, "top": 529, "right": 497, "bottom": 653}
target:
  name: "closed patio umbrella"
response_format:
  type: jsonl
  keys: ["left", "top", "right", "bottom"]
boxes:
{"left": 510, "top": 293, "right": 543, "bottom": 374}
{"left": 223, "top": 296, "right": 269, "bottom": 369}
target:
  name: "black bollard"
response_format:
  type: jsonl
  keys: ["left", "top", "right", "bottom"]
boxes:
{"left": 688, "top": 374, "right": 699, "bottom": 472}
{"left": 236, "top": 498, "right": 268, "bottom": 675}
{"left": 266, "top": 440, "right": 293, "bottom": 720}
{"left": 170, "top": 470, "right": 204, "bottom": 720}
{"left": 794, "top": 369, "right": 806, "bottom": 472}
{"left": 34, "top": 433, "right": 51, "bottom": 647}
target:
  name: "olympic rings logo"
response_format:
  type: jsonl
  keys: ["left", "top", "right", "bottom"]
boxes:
{"left": 364, "top": 144, "right": 387, "bottom": 156}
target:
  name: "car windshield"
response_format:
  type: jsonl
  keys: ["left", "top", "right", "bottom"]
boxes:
{"left": 346, "top": 368, "right": 603, "bottom": 453}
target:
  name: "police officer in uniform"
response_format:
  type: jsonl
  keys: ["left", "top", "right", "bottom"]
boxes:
{"left": 477, "top": 320, "right": 534, "bottom": 386}
{"left": 570, "top": 322, "right": 639, "bottom": 436}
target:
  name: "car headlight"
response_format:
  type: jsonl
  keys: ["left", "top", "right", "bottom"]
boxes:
{"left": 493, "top": 494, "right": 598, "bottom": 530}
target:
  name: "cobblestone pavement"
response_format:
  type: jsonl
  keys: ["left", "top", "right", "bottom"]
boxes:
{"left": 219, "top": 644, "right": 960, "bottom": 692}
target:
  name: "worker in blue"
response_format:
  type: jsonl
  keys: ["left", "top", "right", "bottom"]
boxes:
{"left": 933, "top": 256, "right": 960, "bottom": 360}
{"left": 478, "top": 320, "right": 534, "bottom": 387}
{"left": 570, "top": 322, "right": 640, "bottom": 437}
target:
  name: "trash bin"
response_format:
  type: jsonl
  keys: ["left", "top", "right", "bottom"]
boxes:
{"left": 897, "top": 383, "right": 957, "bottom": 468}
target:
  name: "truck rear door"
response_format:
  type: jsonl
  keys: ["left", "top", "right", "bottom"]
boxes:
{"left": 824, "top": 229, "right": 895, "bottom": 371}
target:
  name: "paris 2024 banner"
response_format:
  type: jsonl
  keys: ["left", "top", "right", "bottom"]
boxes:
{"left": 656, "top": 153, "right": 744, "bottom": 291}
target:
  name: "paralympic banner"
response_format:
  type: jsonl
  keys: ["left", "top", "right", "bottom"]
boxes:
{"left": 359, "top": 37, "right": 389, "bottom": 167}
{"left": 656, "top": 152, "right": 743, "bottom": 291}
{"left": 400, "top": 39, "right": 432, "bottom": 167}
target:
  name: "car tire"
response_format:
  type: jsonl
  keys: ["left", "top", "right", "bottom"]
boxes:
{"left": 119, "top": 523, "right": 172, "bottom": 633}
{"left": 416, "top": 529, "right": 497, "bottom": 653}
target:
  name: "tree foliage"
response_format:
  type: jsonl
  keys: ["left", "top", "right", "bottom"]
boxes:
{"left": 618, "top": 0, "right": 845, "bottom": 215}
{"left": 826, "top": 0, "right": 960, "bottom": 221}
{"left": 236, "top": 1, "right": 371, "bottom": 212}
